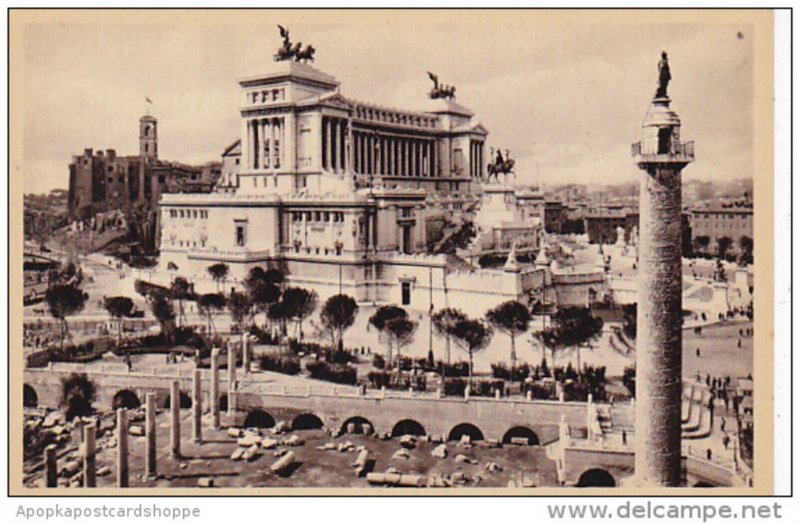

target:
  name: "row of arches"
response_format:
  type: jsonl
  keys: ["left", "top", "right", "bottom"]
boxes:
{"left": 573, "top": 470, "right": 714, "bottom": 488}
{"left": 240, "top": 409, "right": 541, "bottom": 445}
{"left": 24, "top": 386, "right": 540, "bottom": 447}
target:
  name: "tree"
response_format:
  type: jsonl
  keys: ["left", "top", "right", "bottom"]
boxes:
{"left": 369, "top": 305, "right": 409, "bottom": 366}
{"left": 268, "top": 300, "right": 289, "bottom": 337}
{"left": 485, "top": 300, "right": 531, "bottom": 370}
{"left": 170, "top": 277, "right": 192, "bottom": 327}
{"left": 320, "top": 294, "right": 359, "bottom": 352}
{"left": 60, "top": 373, "right": 96, "bottom": 420}
{"left": 716, "top": 236, "right": 733, "bottom": 260}
{"left": 622, "top": 303, "right": 637, "bottom": 339}
{"left": 714, "top": 258, "right": 728, "bottom": 283}
{"left": 452, "top": 318, "right": 493, "bottom": 386}
{"left": 45, "top": 284, "right": 88, "bottom": 350}
{"left": 228, "top": 291, "right": 253, "bottom": 333}
{"left": 264, "top": 268, "right": 285, "bottom": 287}
{"left": 432, "top": 308, "right": 467, "bottom": 367}
{"left": 739, "top": 235, "right": 754, "bottom": 265}
{"left": 281, "top": 287, "right": 318, "bottom": 339}
{"left": 198, "top": 293, "right": 227, "bottom": 335}
{"left": 150, "top": 293, "right": 176, "bottom": 343}
{"left": 540, "top": 307, "right": 604, "bottom": 371}
{"left": 384, "top": 317, "right": 418, "bottom": 379}
{"left": 244, "top": 267, "right": 281, "bottom": 328}
{"left": 693, "top": 235, "right": 711, "bottom": 255}
{"left": 207, "top": 263, "right": 229, "bottom": 293}
{"left": 368, "top": 305, "right": 408, "bottom": 331}
{"left": 103, "top": 296, "right": 135, "bottom": 346}
{"left": 622, "top": 366, "right": 636, "bottom": 398}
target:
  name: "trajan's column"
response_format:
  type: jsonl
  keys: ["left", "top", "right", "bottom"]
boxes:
{"left": 632, "top": 52, "right": 694, "bottom": 486}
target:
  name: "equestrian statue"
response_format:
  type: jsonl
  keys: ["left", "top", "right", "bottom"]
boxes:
{"left": 486, "top": 148, "right": 515, "bottom": 183}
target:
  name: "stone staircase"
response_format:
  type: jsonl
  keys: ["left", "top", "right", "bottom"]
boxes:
{"left": 593, "top": 383, "right": 713, "bottom": 445}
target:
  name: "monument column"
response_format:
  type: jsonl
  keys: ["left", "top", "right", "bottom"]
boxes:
{"left": 264, "top": 119, "right": 271, "bottom": 170}
{"left": 357, "top": 133, "right": 363, "bottom": 173}
{"left": 253, "top": 120, "right": 260, "bottom": 170}
{"left": 284, "top": 113, "right": 295, "bottom": 171}
{"left": 333, "top": 119, "right": 339, "bottom": 172}
{"left": 403, "top": 140, "right": 409, "bottom": 176}
{"left": 344, "top": 119, "right": 353, "bottom": 174}
{"left": 632, "top": 52, "right": 693, "bottom": 487}
{"left": 269, "top": 118, "right": 277, "bottom": 169}
{"left": 242, "top": 118, "right": 251, "bottom": 171}
{"left": 325, "top": 117, "right": 332, "bottom": 171}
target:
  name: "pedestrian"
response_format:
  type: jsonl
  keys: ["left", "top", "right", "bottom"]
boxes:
{"left": 721, "top": 417, "right": 726, "bottom": 431}
{"left": 737, "top": 338, "right": 741, "bottom": 348}
{"left": 706, "top": 448, "right": 713, "bottom": 461}
{"left": 622, "top": 430, "right": 627, "bottom": 446}
{"left": 723, "top": 435, "right": 730, "bottom": 450}
{"left": 696, "top": 347, "right": 700, "bottom": 358}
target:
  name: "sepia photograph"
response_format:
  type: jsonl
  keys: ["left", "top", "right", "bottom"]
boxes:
{"left": 8, "top": 8, "right": 776, "bottom": 494}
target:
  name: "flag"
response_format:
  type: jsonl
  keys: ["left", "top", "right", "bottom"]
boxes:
{"left": 145, "top": 96, "right": 153, "bottom": 104}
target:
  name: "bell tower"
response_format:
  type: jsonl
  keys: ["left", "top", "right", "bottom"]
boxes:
{"left": 139, "top": 115, "right": 158, "bottom": 160}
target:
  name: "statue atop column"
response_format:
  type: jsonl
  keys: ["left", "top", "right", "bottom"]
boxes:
{"left": 427, "top": 71, "right": 456, "bottom": 100}
{"left": 274, "top": 25, "right": 316, "bottom": 63}
{"left": 655, "top": 51, "right": 671, "bottom": 99}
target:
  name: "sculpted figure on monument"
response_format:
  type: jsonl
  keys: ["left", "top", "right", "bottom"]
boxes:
{"left": 274, "top": 26, "right": 316, "bottom": 62}
{"left": 275, "top": 25, "right": 294, "bottom": 61}
{"left": 486, "top": 148, "right": 515, "bottom": 182}
{"left": 427, "top": 71, "right": 456, "bottom": 100}
{"left": 295, "top": 45, "right": 316, "bottom": 62}
{"left": 655, "top": 51, "right": 671, "bottom": 98}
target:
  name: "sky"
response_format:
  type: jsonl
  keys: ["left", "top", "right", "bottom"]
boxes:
{"left": 17, "top": 10, "right": 756, "bottom": 193}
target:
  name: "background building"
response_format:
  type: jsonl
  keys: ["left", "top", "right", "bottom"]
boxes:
{"left": 67, "top": 116, "right": 221, "bottom": 221}
{"left": 689, "top": 202, "right": 753, "bottom": 257}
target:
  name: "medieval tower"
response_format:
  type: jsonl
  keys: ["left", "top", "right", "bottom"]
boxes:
{"left": 139, "top": 114, "right": 158, "bottom": 160}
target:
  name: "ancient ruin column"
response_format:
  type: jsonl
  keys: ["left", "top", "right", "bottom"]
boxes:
{"left": 83, "top": 424, "right": 96, "bottom": 487}
{"left": 210, "top": 347, "right": 221, "bottom": 430}
{"left": 227, "top": 340, "right": 236, "bottom": 414}
{"left": 242, "top": 335, "right": 251, "bottom": 375}
{"left": 145, "top": 392, "right": 157, "bottom": 478}
{"left": 44, "top": 444, "right": 58, "bottom": 488}
{"left": 632, "top": 59, "right": 693, "bottom": 487}
{"left": 192, "top": 368, "right": 202, "bottom": 443}
{"left": 170, "top": 380, "right": 181, "bottom": 459}
{"left": 116, "top": 408, "right": 129, "bottom": 488}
